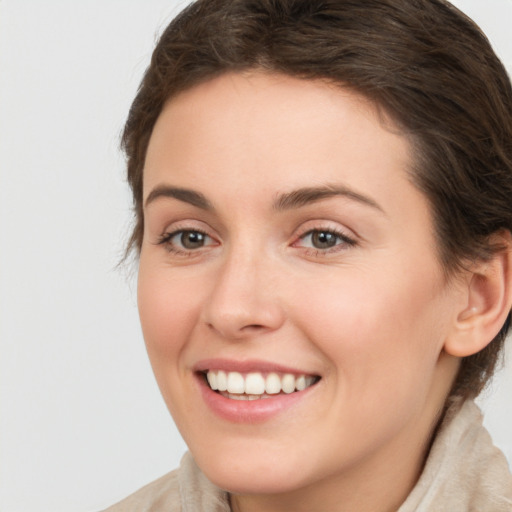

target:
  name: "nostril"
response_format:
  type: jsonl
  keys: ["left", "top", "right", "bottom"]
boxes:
{"left": 206, "top": 321, "right": 266, "bottom": 337}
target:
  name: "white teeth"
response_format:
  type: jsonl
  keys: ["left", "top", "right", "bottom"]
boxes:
{"left": 227, "top": 393, "right": 263, "bottom": 400}
{"left": 281, "top": 374, "right": 295, "bottom": 394}
{"left": 245, "top": 373, "right": 266, "bottom": 395}
{"left": 227, "top": 371, "right": 245, "bottom": 394}
{"left": 265, "top": 373, "right": 281, "bottom": 394}
{"left": 205, "top": 370, "right": 318, "bottom": 398}
{"left": 207, "top": 372, "right": 218, "bottom": 390}
{"left": 217, "top": 370, "right": 227, "bottom": 391}
{"left": 227, "top": 393, "right": 248, "bottom": 400}
{"left": 296, "top": 375, "right": 306, "bottom": 391}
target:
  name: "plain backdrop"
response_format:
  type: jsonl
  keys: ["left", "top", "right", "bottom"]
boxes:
{"left": 0, "top": 1, "right": 511, "bottom": 511}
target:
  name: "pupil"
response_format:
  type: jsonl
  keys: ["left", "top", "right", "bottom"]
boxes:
{"left": 181, "top": 231, "right": 205, "bottom": 249}
{"left": 312, "top": 231, "right": 337, "bottom": 249}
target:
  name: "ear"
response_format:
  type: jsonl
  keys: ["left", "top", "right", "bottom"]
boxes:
{"left": 444, "top": 231, "right": 512, "bottom": 358}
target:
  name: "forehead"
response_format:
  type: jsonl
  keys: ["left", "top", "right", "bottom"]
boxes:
{"left": 144, "top": 71, "right": 414, "bottom": 197}
{"left": 145, "top": 74, "right": 426, "bottom": 220}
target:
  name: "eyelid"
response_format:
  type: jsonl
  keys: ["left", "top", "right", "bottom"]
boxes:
{"left": 154, "top": 220, "right": 220, "bottom": 255}
{"left": 155, "top": 219, "right": 216, "bottom": 239}
{"left": 295, "top": 229, "right": 355, "bottom": 247}
{"left": 291, "top": 221, "right": 358, "bottom": 255}
{"left": 158, "top": 228, "right": 214, "bottom": 245}
{"left": 293, "top": 220, "right": 357, "bottom": 242}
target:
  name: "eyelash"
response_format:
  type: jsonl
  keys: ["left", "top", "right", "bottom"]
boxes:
{"left": 156, "top": 228, "right": 215, "bottom": 256}
{"left": 294, "top": 228, "right": 357, "bottom": 255}
{"left": 155, "top": 227, "right": 357, "bottom": 257}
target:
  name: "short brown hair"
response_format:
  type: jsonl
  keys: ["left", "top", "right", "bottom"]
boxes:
{"left": 122, "top": 0, "right": 512, "bottom": 399}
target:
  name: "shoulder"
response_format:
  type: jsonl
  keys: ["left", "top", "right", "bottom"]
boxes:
{"left": 400, "top": 400, "right": 512, "bottom": 512}
{"left": 100, "top": 468, "right": 182, "bottom": 512}
{"left": 100, "top": 452, "right": 230, "bottom": 512}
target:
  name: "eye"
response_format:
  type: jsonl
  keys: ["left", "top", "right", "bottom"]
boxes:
{"left": 306, "top": 231, "right": 339, "bottom": 249}
{"left": 158, "top": 229, "right": 216, "bottom": 252}
{"left": 296, "top": 229, "right": 356, "bottom": 251}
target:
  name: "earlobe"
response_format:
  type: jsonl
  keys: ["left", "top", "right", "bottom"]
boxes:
{"left": 444, "top": 231, "right": 512, "bottom": 358}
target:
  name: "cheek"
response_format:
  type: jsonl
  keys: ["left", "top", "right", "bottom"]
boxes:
{"left": 290, "top": 262, "right": 449, "bottom": 403}
{"left": 137, "top": 263, "right": 202, "bottom": 364}
{"left": 137, "top": 261, "right": 211, "bottom": 426}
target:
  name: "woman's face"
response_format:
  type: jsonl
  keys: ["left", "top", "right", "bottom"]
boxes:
{"left": 138, "top": 72, "right": 462, "bottom": 499}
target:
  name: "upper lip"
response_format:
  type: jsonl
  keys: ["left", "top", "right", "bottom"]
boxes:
{"left": 193, "top": 358, "right": 319, "bottom": 376}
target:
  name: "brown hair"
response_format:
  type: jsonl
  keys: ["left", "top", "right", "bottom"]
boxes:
{"left": 122, "top": 0, "right": 512, "bottom": 399}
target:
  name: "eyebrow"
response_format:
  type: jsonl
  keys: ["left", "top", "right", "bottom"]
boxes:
{"left": 144, "top": 183, "right": 384, "bottom": 214}
{"left": 144, "top": 185, "right": 212, "bottom": 210}
{"left": 273, "top": 185, "right": 384, "bottom": 213}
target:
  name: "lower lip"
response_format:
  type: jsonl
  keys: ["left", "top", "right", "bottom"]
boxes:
{"left": 196, "top": 374, "right": 317, "bottom": 423}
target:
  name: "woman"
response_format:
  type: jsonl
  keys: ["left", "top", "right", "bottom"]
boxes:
{"left": 105, "top": 0, "right": 512, "bottom": 510}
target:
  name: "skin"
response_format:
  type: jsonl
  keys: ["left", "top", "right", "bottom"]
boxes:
{"left": 138, "top": 72, "right": 469, "bottom": 512}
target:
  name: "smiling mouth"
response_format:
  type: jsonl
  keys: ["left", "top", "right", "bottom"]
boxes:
{"left": 202, "top": 370, "right": 320, "bottom": 400}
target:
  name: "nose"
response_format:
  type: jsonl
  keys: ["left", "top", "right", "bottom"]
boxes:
{"left": 201, "top": 248, "right": 285, "bottom": 340}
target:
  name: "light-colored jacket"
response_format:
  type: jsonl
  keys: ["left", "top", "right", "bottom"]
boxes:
{"left": 102, "top": 400, "right": 512, "bottom": 511}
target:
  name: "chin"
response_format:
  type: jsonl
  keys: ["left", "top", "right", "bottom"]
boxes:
{"left": 187, "top": 439, "right": 311, "bottom": 495}
{"left": 200, "top": 458, "right": 307, "bottom": 495}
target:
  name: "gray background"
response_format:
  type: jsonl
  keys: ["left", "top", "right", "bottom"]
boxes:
{"left": 1, "top": 1, "right": 511, "bottom": 510}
